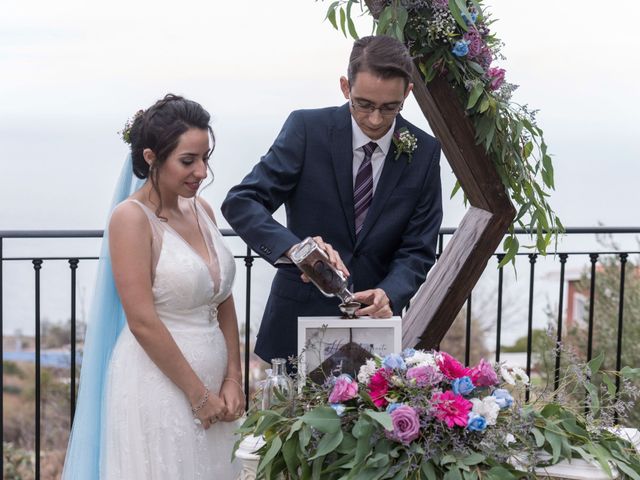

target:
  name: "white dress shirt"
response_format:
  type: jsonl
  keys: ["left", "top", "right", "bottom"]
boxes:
{"left": 351, "top": 116, "right": 396, "bottom": 195}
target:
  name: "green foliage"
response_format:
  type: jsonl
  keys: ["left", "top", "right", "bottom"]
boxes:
{"left": 3, "top": 442, "right": 34, "bottom": 480}
{"left": 238, "top": 358, "right": 640, "bottom": 479}
{"left": 321, "top": 0, "right": 563, "bottom": 265}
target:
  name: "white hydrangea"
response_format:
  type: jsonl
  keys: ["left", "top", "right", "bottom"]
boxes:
{"left": 357, "top": 359, "right": 377, "bottom": 384}
{"left": 405, "top": 351, "right": 436, "bottom": 368}
{"left": 500, "top": 365, "right": 516, "bottom": 386}
{"left": 471, "top": 397, "right": 500, "bottom": 426}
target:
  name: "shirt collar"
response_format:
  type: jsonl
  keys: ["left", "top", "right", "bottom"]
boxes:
{"left": 351, "top": 116, "right": 396, "bottom": 156}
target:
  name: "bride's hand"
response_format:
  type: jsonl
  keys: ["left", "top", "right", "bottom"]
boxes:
{"left": 218, "top": 378, "right": 245, "bottom": 422}
{"left": 193, "top": 391, "right": 228, "bottom": 430}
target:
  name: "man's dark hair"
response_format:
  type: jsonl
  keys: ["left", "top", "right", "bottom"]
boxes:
{"left": 347, "top": 35, "right": 413, "bottom": 88}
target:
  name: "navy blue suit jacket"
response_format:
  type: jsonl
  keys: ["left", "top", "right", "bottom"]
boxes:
{"left": 221, "top": 103, "right": 442, "bottom": 362}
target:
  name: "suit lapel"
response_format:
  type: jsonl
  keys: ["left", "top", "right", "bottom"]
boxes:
{"left": 330, "top": 103, "right": 357, "bottom": 245}
{"left": 355, "top": 115, "right": 410, "bottom": 247}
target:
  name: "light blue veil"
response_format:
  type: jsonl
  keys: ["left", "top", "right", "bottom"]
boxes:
{"left": 62, "top": 154, "right": 144, "bottom": 479}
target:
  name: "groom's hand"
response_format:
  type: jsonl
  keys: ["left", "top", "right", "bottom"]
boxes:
{"left": 352, "top": 288, "right": 392, "bottom": 318}
{"left": 287, "top": 236, "right": 350, "bottom": 280}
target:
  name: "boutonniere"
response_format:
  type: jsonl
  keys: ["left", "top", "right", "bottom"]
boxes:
{"left": 392, "top": 127, "right": 418, "bottom": 163}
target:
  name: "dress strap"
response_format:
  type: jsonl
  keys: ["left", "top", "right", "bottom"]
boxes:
{"left": 125, "top": 199, "right": 164, "bottom": 281}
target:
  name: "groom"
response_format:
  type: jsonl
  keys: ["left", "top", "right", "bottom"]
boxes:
{"left": 222, "top": 35, "right": 443, "bottom": 363}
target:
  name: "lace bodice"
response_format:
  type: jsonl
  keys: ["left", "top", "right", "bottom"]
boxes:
{"left": 128, "top": 197, "right": 236, "bottom": 329}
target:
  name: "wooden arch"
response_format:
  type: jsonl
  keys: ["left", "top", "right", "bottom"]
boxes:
{"left": 363, "top": 1, "right": 516, "bottom": 350}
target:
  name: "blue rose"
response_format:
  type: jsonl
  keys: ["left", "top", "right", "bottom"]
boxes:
{"left": 452, "top": 40, "right": 469, "bottom": 57}
{"left": 402, "top": 348, "right": 416, "bottom": 359}
{"left": 383, "top": 354, "right": 407, "bottom": 371}
{"left": 386, "top": 402, "right": 403, "bottom": 414}
{"left": 492, "top": 388, "right": 514, "bottom": 409}
{"left": 330, "top": 403, "right": 346, "bottom": 416}
{"left": 467, "top": 412, "right": 487, "bottom": 432}
{"left": 452, "top": 376, "right": 475, "bottom": 396}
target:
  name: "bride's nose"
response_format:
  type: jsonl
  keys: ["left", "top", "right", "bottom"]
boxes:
{"left": 194, "top": 160, "right": 208, "bottom": 179}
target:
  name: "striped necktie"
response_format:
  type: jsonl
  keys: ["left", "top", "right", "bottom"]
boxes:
{"left": 354, "top": 141, "right": 378, "bottom": 236}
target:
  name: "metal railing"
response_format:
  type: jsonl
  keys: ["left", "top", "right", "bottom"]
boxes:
{"left": 2, "top": 226, "right": 639, "bottom": 478}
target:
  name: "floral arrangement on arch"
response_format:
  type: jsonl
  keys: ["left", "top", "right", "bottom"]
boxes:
{"left": 236, "top": 349, "right": 640, "bottom": 479}
{"left": 323, "top": 0, "right": 563, "bottom": 266}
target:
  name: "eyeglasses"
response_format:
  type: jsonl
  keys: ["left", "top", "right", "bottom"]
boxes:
{"left": 350, "top": 99, "right": 403, "bottom": 117}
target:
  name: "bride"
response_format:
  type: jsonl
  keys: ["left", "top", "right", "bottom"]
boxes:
{"left": 63, "top": 94, "right": 243, "bottom": 479}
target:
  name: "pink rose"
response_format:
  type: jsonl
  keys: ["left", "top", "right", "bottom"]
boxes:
{"left": 470, "top": 358, "right": 499, "bottom": 387}
{"left": 368, "top": 368, "right": 390, "bottom": 408}
{"left": 328, "top": 375, "right": 358, "bottom": 403}
{"left": 431, "top": 390, "right": 473, "bottom": 428}
{"left": 488, "top": 67, "right": 506, "bottom": 91}
{"left": 436, "top": 352, "right": 471, "bottom": 380}
{"left": 406, "top": 365, "right": 444, "bottom": 387}
{"left": 388, "top": 405, "right": 421, "bottom": 444}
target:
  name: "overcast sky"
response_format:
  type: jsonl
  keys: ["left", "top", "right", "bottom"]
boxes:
{"left": 1, "top": 0, "right": 638, "bottom": 337}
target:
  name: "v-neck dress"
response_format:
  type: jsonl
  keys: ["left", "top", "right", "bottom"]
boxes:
{"left": 102, "top": 197, "right": 240, "bottom": 479}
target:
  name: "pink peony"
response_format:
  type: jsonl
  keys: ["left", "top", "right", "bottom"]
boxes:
{"left": 431, "top": 390, "right": 473, "bottom": 428}
{"left": 406, "top": 365, "right": 443, "bottom": 387}
{"left": 436, "top": 352, "right": 471, "bottom": 380}
{"left": 388, "top": 405, "right": 421, "bottom": 444}
{"left": 488, "top": 67, "right": 506, "bottom": 91}
{"left": 328, "top": 375, "right": 358, "bottom": 403}
{"left": 368, "top": 368, "right": 390, "bottom": 408}
{"left": 469, "top": 358, "right": 499, "bottom": 387}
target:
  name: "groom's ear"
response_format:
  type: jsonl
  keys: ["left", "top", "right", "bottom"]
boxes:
{"left": 340, "top": 76, "right": 350, "bottom": 100}
{"left": 404, "top": 82, "right": 414, "bottom": 99}
{"left": 143, "top": 148, "right": 156, "bottom": 166}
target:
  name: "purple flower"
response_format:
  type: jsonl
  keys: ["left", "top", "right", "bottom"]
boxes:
{"left": 470, "top": 359, "right": 499, "bottom": 387}
{"left": 492, "top": 388, "right": 514, "bottom": 409}
{"left": 406, "top": 365, "right": 444, "bottom": 387}
{"left": 467, "top": 412, "right": 487, "bottom": 432}
{"left": 383, "top": 354, "right": 407, "bottom": 371}
{"left": 452, "top": 40, "right": 469, "bottom": 57}
{"left": 478, "top": 46, "right": 493, "bottom": 69}
{"left": 487, "top": 67, "right": 506, "bottom": 90}
{"left": 388, "top": 405, "right": 421, "bottom": 444}
{"left": 432, "top": 0, "right": 449, "bottom": 9}
{"left": 463, "top": 29, "right": 485, "bottom": 59}
{"left": 328, "top": 375, "right": 358, "bottom": 403}
{"left": 452, "top": 376, "right": 475, "bottom": 396}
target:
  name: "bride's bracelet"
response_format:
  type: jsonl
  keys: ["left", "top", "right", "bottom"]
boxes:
{"left": 191, "top": 387, "right": 210, "bottom": 416}
{"left": 224, "top": 377, "right": 244, "bottom": 391}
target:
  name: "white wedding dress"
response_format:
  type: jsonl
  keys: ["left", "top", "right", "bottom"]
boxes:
{"left": 102, "top": 198, "right": 241, "bottom": 479}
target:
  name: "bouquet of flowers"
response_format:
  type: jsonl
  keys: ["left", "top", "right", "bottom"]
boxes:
{"left": 237, "top": 349, "right": 640, "bottom": 479}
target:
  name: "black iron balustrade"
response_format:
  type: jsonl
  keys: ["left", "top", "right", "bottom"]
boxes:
{"left": 1, "top": 227, "right": 639, "bottom": 479}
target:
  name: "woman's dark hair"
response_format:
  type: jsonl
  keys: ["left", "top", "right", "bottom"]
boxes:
{"left": 128, "top": 94, "right": 214, "bottom": 216}
{"left": 347, "top": 35, "right": 413, "bottom": 88}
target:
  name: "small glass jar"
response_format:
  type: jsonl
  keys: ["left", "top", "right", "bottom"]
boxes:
{"left": 261, "top": 358, "right": 293, "bottom": 411}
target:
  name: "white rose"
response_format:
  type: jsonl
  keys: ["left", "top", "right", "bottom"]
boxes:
{"left": 471, "top": 396, "right": 500, "bottom": 426}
